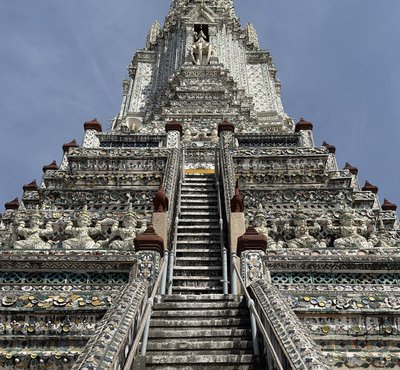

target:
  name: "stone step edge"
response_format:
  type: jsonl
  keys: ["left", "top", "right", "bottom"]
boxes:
{"left": 145, "top": 354, "right": 255, "bottom": 365}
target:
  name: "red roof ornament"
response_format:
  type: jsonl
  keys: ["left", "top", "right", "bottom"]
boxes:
{"left": 295, "top": 117, "right": 313, "bottom": 132}
{"left": 237, "top": 226, "right": 268, "bottom": 257}
{"left": 322, "top": 141, "right": 336, "bottom": 154}
{"left": 382, "top": 199, "right": 397, "bottom": 211}
{"left": 343, "top": 162, "right": 358, "bottom": 176}
{"left": 165, "top": 120, "right": 183, "bottom": 135}
{"left": 84, "top": 118, "right": 103, "bottom": 132}
{"left": 153, "top": 180, "right": 169, "bottom": 213}
{"left": 23, "top": 180, "right": 38, "bottom": 192}
{"left": 62, "top": 139, "right": 79, "bottom": 153}
{"left": 218, "top": 119, "right": 235, "bottom": 136}
{"left": 134, "top": 224, "right": 164, "bottom": 256}
{"left": 5, "top": 198, "right": 19, "bottom": 210}
{"left": 362, "top": 181, "right": 379, "bottom": 194}
{"left": 42, "top": 160, "right": 58, "bottom": 173}
{"left": 231, "top": 180, "right": 244, "bottom": 213}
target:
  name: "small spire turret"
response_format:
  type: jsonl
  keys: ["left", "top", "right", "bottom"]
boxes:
{"left": 146, "top": 21, "right": 161, "bottom": 50}
{"left": 246, "top": 23, "right": 260, "bottom": 49}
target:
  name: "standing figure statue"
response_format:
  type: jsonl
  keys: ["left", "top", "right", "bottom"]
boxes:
{"left": 63, "top": 206, "right": 99, "bottom": 250}
{"left": 253, "top": 204, "right": 283, "bottom": 249}
{"left": 334, "top": 208, "right": 373, "bottom": 249}
{"left": 190, "top": 27, "right": 213, "bottom": 66}
{"left": 14, "top": 208, "right": 52, "bottom": 250}
{"left": 110, "top": 206, "right": 138, "bottom": 250}
{"left": 286, "top": 213, "right": 326, "bottom": 249}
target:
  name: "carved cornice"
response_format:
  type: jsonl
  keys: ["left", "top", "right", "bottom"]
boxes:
{"left": 264, "top": 251, "right": 400, "bottom": 272}
{"left": 0, "top": 253, "right": 136, "bottom": 271}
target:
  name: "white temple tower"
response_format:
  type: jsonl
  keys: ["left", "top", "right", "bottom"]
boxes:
{"left": 0, "top": 0, "right": 399, "bottom": 369}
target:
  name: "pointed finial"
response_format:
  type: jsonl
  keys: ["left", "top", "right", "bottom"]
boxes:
{"left": 231, "top": 179, "right": 244, "bottom": 213}
{"left": 153, "top": 178, "right": 169, "bottom": 213}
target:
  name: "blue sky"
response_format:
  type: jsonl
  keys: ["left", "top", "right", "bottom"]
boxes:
{"left": 0, "top": 0, "right": 399, "bottom": 211}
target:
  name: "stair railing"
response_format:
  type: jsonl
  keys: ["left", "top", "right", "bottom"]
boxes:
{"left": 232, "top": 263, "right": 285, "bottom": 370}
{"left": 123, "top": 258, "right": 167, "bottom": 370}
{"left": 214, "top": 147, "right": 229, "bottom": 294}
{"left": 167, "top": 147, "right": 184, "bottom": 294}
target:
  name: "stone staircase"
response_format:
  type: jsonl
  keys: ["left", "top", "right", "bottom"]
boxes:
{"left": 173, "top": 173, "right": 223, "bottom": 295}
{"left": 141, "top": 173, "right": 258, "bottom": 369}
{"left": 145, "top": 295, "right": 257, "bottom": 370}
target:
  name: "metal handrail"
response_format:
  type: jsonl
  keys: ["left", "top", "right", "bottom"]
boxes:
{"left": 214, "top": 147, "right": 229, "bottom": 294}
{"left": 123, "top": 259, "right": 167, "bottom": 370}
{"left": 232, "top": 264, "right": 285, "bottom": 370}
{"left": 167, "top": 147, "right": 184, "bottom": 294}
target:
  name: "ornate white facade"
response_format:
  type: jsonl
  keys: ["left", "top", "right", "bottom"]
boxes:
{"left": 0, "top": 0, "right": 399, "bottom": 369}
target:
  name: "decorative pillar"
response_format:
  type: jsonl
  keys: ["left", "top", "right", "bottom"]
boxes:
{"left": 152, "top": 180, "right": 169, "bottom": 248}
{"left": 134, "top": 225, "right": 164, "bottom": 282}
{"left": 229, "top": 180, "right": 245, "bottom": 294}
{"left": 22, "top": 180, "right": 39, "bottom": 210}
{"left": 218, "top": 119, "right": 236, "bottom": 198}
{"left": 83, "top": 118, "right": 102, "bottom": 148}
{"left": 60, "top": 139, "right": 79, "bottom": 170}
{"left": 185, "top": 26, "right": 194, "bottom": 61}
{"left": 237, "top": 227, "right": 267, "bottom": 287}
{"left": 295, "top": 117, "right": 314, "bottom": 148}
{"left": 343, "top": 162, "right": 360, "bottom": 191}
{"left": 165, "top": 121, "right": 182, "bottom": 148}
{"left": 322, "top": 140, "right": 338, "bottom": 171}
{"left": 362, "top": 180, "right": 380, "bottom": 209}
{"left": 218, "top": 120, "right": 235, "bottom": 149}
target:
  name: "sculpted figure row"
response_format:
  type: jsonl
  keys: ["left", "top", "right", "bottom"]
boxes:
{"left": 8, "top": 205, "right": 145, "bottom": 251}
{"left": 254, "top": 205, "right": 399, "bottom": 249}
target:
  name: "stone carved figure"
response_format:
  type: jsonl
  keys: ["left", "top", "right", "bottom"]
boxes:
{"left": 137, "top": 218, "right": 148, "bottom": 236}
{"left": 63, "top": 206, "right": 99, "bottom": 249}
{"left": 286, "top": 213, "right": 326, "bottom": 249}
{"left": 253, "top": 204, "right": 283, "bottom": 249}
{"left": 376, "top": 221, "right": 400, "bottom": 248}
{"left": 109, "top": 208, "right": 137, "bottom": 250}
{"left": 334, "top": 208, "right": 373, "bottom": 249}
{"left": 14, "top": 209, "right": 52, "bottom": 250}
{"left": 182, "top": 128, "right": 192, "bottom": 143}
{"left": 190, "top": 27, "right": 213, "bottom": 66}
{"left": 95, "top": 217, "right": 119, "bottom": 249}
{"left": 315, "top": 213, "right": 335, "bottom": 247}
{"left": 211, "top": 128, "right": 219, "bottom": 144}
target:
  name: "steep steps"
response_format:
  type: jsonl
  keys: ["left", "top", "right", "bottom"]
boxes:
{"left": 172, "top": 173, "right": 223, "bottom": 295}
{"left": 145, "top": 295, "right": 257, "bottom": 370}
{"left": 141, "top": 174, "right": 258, "bottom": 369}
